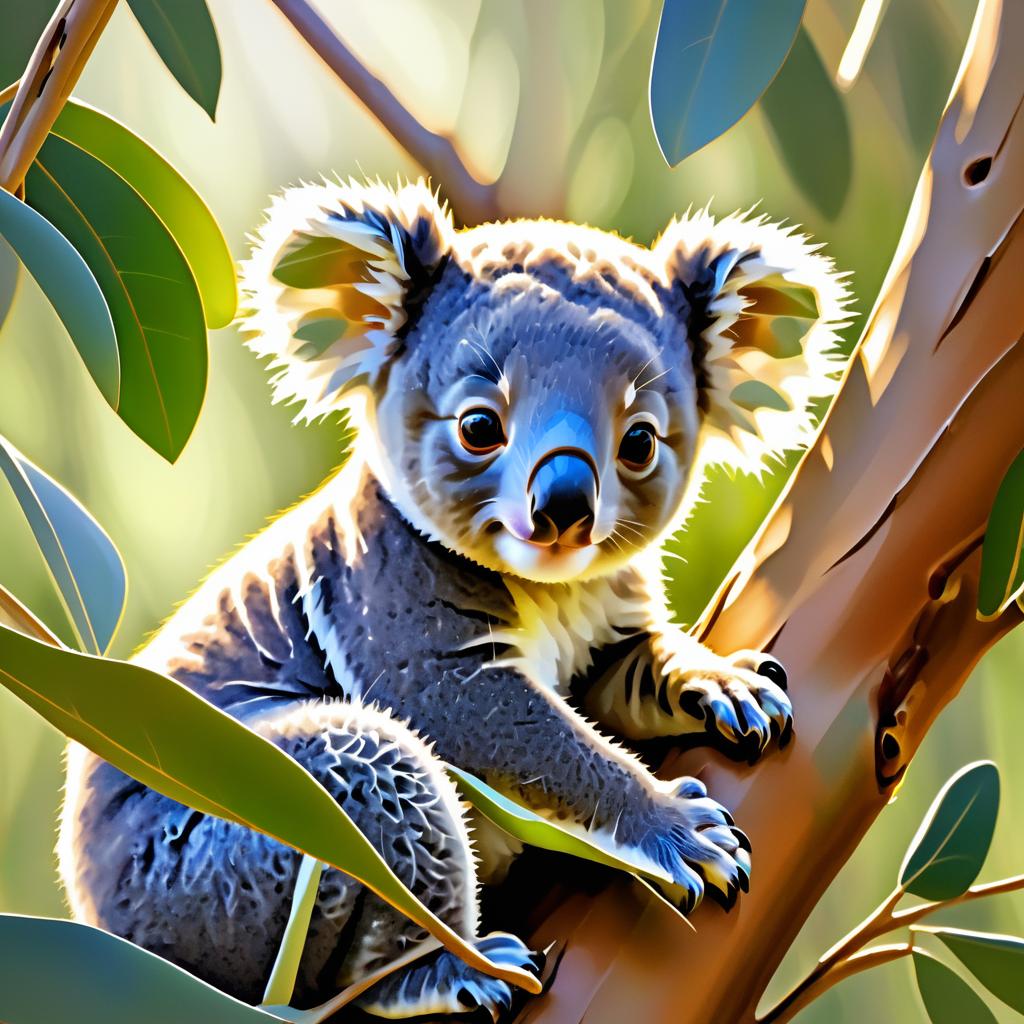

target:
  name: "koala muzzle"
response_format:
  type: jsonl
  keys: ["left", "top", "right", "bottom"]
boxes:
{"left": 528, "top": 451, "right": 597, "bottom": 548}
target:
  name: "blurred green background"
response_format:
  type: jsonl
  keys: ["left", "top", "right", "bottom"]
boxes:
{"left": 0, "top": 1, "right": 1020, "bottom": 1021}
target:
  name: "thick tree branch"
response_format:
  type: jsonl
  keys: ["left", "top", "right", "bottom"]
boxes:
{"left": 0, "top": 0, "right": 117, "bottom": 193}
{"left": 268, "top": 0, "right": 503, "bottom": 226}
{"left": 523, "top": 0, "right": 1024, "bottom": 1020}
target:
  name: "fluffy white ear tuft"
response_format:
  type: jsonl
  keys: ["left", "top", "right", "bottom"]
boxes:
{"left": 655, "top": 208, "right": 852, "bottom": 471}
{"left": 239, "top": 178, "right": 452, "bottom": 421}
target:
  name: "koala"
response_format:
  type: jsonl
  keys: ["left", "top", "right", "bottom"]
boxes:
{"left": 58, "top": 179, "right": 846, "bottom": 1021}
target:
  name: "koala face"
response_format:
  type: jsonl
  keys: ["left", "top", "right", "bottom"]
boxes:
{"left": 242, "top": 180, "right": 847, "bottom": 584}
{"left": 373, "top": 264, "right": 700, "bottom": 582}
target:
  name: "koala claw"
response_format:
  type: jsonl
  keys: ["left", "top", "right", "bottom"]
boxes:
{"left": 358, "top": 932, "right": 544, "bottom": 1023}
{"left": 674, "top": 652, "right": 794, "bottom": 761}
{"left": 636, "top": 789, "right": 749, "bottom": 912}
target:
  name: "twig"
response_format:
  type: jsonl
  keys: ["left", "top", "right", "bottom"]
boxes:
{"left": 0, "top": 583, "right": 63, "bottom": 648}
{"left": 762, "top": 942, "right": 914, "bottom": 1024}
{"left": 759, "top": 873, "right": 1024, "bottom": 1023}
{"left": 0, "top": 0, "right": 118, "bottom": 194}
{"left": 268, "top": 0, "right": 502, "bottom": 225}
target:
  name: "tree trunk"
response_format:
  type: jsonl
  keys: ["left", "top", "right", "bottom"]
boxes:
{"left": 522, "top": 1, "right": 1024, "bottom": 1020}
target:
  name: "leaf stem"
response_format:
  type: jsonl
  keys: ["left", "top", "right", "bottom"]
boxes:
{"left": 758, "top": 873, "right": 1024, "bottom": 1024}
{"left": 267, "top": 0, "right": 502, "bottom": 225}
{"left": 0, "top": 583, "right": 62, "bottom": 647}
{"left": 0, "top": 0, "right": 119, "bottom": 194}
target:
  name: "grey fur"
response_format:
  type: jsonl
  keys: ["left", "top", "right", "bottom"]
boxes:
{"left": 61, "top": 181, "right": 846, "bottom": 1020}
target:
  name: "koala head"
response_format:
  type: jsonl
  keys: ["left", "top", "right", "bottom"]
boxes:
{"left": 242, "top": 179, "right": 847, "bottom": 583}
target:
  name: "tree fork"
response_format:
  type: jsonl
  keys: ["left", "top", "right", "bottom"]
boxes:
{"left": 522, "top": 0, "right": 1024, "bottom": 1020}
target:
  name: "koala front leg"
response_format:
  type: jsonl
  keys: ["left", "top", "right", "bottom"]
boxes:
{"left": 382, "top": 665, "right": 749, "bottom": 910}
{"left": 582, "top": 623, "right": 793, "bottom": 759}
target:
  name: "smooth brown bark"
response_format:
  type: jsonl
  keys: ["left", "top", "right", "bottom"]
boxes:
{"left": 522, "top": 0, "right": 1024, "bottom": 1020}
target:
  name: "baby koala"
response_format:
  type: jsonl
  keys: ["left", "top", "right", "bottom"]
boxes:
{"left": 60, "top": 180, "right": 846, "bottom": 1020}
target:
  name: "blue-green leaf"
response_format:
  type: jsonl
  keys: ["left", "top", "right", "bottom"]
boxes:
{"left": 52, "top": 100, "right": 236, "bottom": 328}
{"left": 0, "top": 237, "right": 20, "bottom": 331}
{"left": 978, "top": 448, "right": 1024, "bottom": 619}
{"left": 899, "top": 761, "right": 999, "bottom": 900}
{"left": 0, "top": 188, "right": 119, "bottom": 405}
{"left": 27, "top": 132, "right": 208, "bottom": 463}
{"left": 0, "top": 915, "right": 283, "bottom": 1024}
{"left": 913, "top": 949, "right": 997, "bottom": 1024}
{"left": 650, "top": 0, "right": 806, "bottom": 166}
{"left": 761, "top": 28, "right": 851, "bottom": 220}
{"left": 0, "top": 435, "right": 126, "bottom": 655}
{"left": 126, "top": 0, "right": 222, "bottom": 120}
{"left": 0, "top": 626, "right": 538, "bottom": 994}
{"left": 929, "top": 927, "right": 1024, "bottom": 1013}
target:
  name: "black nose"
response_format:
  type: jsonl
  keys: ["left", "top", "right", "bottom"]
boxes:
{"left": 529, "top": 452, "right": 597, "bottom": 548}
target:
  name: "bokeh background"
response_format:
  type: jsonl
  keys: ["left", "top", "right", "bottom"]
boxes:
{"left": 0, "top": 1, "right": 1020, "bottom": 1021}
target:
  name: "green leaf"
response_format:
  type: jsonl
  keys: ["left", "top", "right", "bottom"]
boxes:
{"left": 51, "top": 100, "right": 236, "bottom": 328}
{"left": 27, "top": 133, "right": 208, "bottom": 463}
{"left": 0, "top": 187, "right": 119, "bottom": 405}
{"left": 978, "top": 448, "right": 1024, "bottom": 618}
{"left": 761, "top": 28, "right": 852, "bottom": 220}
{"left": 0, "top": 915, "right": 284, "bottom": 1024}
{"left": 448, "top": 765, "right": 672, "bottom": 885}
{"left": 929, "top": 927, "right": 1024, "bottom": 1013}
{"left": 0, "top": 1, "right": 59, "bottom": 85}
{"left": 261, "top": 856, "right": 325, "bottom": 1008}
{"left": 649, "top": 0, "right": 806, "bottom": 166}
{"left": 899, "top": 761, "right": 999, "bottom": 900}
{"left": 0, "top": 237, "right": 20, "bottom": 331}
{"left": 126, "top": 0, "right": 222, "bottom": 120}
{"left": 0, "top": 437, "right": 126, "bottom": 655}
{"left": 0, "top": 625, "right": 538, "bottom": 994}
{"left": 912, "top": 949, "right": 997, "bottom": 1024}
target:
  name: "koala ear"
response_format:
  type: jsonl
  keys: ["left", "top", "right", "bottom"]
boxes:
{"left": 655, "top": 209, "right": 851, "bottom": 468}
{"left": 240, "top": 178, "right": 452, "bottom": 420}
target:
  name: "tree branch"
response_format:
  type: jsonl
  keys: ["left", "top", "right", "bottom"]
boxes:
{"left": 268, "top": 0, "right": 503, "bottom": 226}
{"left": 760, "top": 872, "right": 1024, "bottom": 1022}
{"left": 0, "top": 0, "right": 118, "bottom": 194}
{"left": 522, "top": 0, "right": 1024, "bottom": 1019}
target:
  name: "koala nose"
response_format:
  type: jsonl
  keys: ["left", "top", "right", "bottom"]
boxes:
{"left": 528, "top": 451, "right": 597, "bottom": 548}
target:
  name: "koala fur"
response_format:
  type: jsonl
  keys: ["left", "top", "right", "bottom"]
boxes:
{"left": 59, "top": 179, "right": 847, "bottom": 1020}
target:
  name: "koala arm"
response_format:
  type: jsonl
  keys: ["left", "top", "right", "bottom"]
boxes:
{"left": 372, "top": 656, "right": 748, "bottom": 908}
{"left": 579, "top": 569, "right": 792, "bottom": 757}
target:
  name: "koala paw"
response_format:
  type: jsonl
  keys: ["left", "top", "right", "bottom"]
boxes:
{"left": 634, "top": 780, "right": 751, "bottom": 913}
{"left": 358, "top": 932, "right": 544, "bottom": 1023}
{"left": 674, "top": 652, "right": 793, "bottom": 762}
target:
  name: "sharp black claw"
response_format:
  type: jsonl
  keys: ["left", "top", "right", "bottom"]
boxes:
{"left": 737, "top": 866, "right": 750, "bottom": 893}
{"left": 756, "top": 659, "right": 788, "bottom": 691}
{"left": 707, "top": 882, "right": 739, "bottom": 911}
{"left": 732, "top": 826, "right": 751, "bottom": 852}
{"left": 779, "top": 719, "right": 795, "bottom": 749}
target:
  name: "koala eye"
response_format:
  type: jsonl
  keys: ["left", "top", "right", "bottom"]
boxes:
{"left": 617, "top": 422, "right": 657, "bottom": 472}
{"left": 458, "top": 408, "right": 506, "bottom": 455}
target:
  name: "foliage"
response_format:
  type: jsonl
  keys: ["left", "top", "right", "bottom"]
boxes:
{"left": 0, "top": 0, "right": 1015, "bottom": 1021}
{"left": 762, "top": 761, "right": 1024, "bottom": 1022}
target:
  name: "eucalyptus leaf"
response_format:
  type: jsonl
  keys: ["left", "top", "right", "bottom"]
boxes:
{"left": 930, "top": 927, "right": 1024, "bottom": 1013}
{"left": 761, "top": 28, "right": 851, "bottom": 220}
{"left": 0, "top": 915, "right": 283, "bottom": 1024}
{"left": 0, "top": 625, "right": 537, "bottom": 993}
{"left": 0, "top": 237, "right": 20, "bottom": 331}
{"left": 262, "top": 856, "right": 325, "bottom": 1008}
{"left": 448, "top": 765, "right": 672, "bottom": 885}
{"left": 912, "top": 949, "right": 997, "bottom": 1024}
{"left": 899, "top": 761, "right": 999, "bottom": 900}
{"left": 126, "top": 0, "right": 222, "bottom": 121}
{"left": 27, "top": 133, "right": 208, "bottom": 463}
{"left": 51, "top": 100, "right": 236, "bottom": 328}
{"left": 649, "top": 0, "right": 806, "bottom": 166}
{"left": 0, "top": 435, "right": 126, "bottom": 655}
{"left": 0, "top": 188, "right": 118, "bottom": 406}
{"left": 978, "top": 448, "right": 1024, "bottom": 618}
